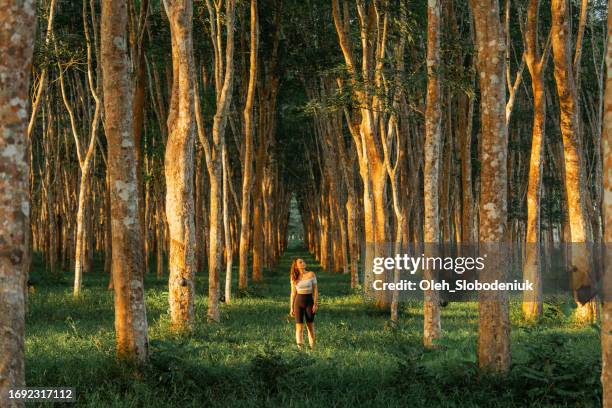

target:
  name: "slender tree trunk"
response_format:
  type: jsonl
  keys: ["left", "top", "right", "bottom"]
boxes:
{"left": 222, "top": 144, "right": 232, "bottom": 303}
{"left": 74, "top": 165, "right": 91, "bottom": 295}
{"left": 101, "top": 0, "right": 149, "bottom": 363}
{"left": 155, "top": 204, "right": 164, "bottom": 278}
{"left": 200, "top": 0, "right": 236, "bottom": 322}
{"left": 0, "top": 1, "right": 35, "bottom": 406}
{"left": 164, "top": 0, "right": 197, "bottom": 331}
{"left": 470, "top": 0, "right": 511, "bottom": 373}
{"left": 27, "top": 0, "right": 55, "bottom": 139}
{"left": 423, "top": 0, "right": 442, "bottom": 348}
{"left": 252, "top": 142, "right": 265, "bottom": 282}
{"left": 104, "top": 170, "right": 112, "bottom": 275}
{"left": 58, "top": 0, "right": 100, "bottom": 297}
{"left": 238, "top": 0, "right": 257, "bottom": 291}
{"left": 522, "top": 0, "right": 547, "bottom": 322}
{"left": 460, "top": 91, "right": 474, "bottom": 244}
{"left": 194, "top": 151, "right": 204, "bottom": 272}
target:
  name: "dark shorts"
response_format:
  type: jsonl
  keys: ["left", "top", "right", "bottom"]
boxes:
{"left": 294, "top": 293, "right": 315, "bottom": 324}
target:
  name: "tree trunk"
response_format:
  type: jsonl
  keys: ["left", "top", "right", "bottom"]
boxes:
{"left": 551, "top": 0, "right": 596, "bottom": 323}
{"left": 423, "top": 0, "right": 442, "bottom": 348}
{"left": 222, "top": 144, "right": 232, "bottom": 303}
{"left": 470, "top": 0, "right": 511, "bottom": 373}
{"left": 57, "top": 0, "right": 101, "bottom": 297}
{"left": 0, "top": 1, "right": 35, "bottom": 406}
{"left": 251, "top": 139, "right": 266, "bottom": 282}
{"left": 164, "top": 0, "right": 197, "bottom": 331}
{"left": 74, "top": 166, "right": 90, "bottom": 296}
{"left": 522, "top": 0, "right": 547, "bottom": 322}
{"left": 101, "top": 0, "right": 149, "bottom": 363}
{"left": 238, "top": 0, "right": 257, "bottom": 291}
{"left": 601, "top": 4, "right": 612, "bottom": 406}
{"left": 200, "top": 0, "right": 236, "bottom": 322}
{"left": 104, "top": 170, "right": 112, "bottom": 275}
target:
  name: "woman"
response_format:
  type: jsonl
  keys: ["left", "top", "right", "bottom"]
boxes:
{"left": 289, "top": 258, "right": 318, "bottom": 351}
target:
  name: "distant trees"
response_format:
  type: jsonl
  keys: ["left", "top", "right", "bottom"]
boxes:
{"left": 58, "top": 0, "right": 102, "bottom": 298}
{"left": 198, "top": 0, "right": 236, "bottom": 321}
{"left": 0, "top": 0, "right": 36, "bottom": 406}
{"left": 13, "top": 0, "right": 611, "bottom": 392}
{"left": 331, "top": 0, "right": 389, "bottom": 249}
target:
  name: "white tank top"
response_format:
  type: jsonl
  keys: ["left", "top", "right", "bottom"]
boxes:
{"left": 295, "top": 275, "right": 317, "bottom": 294}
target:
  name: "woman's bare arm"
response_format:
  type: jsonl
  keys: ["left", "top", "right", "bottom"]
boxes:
{"left": 313, "top": 276, "right": 318, "bottom": 312}
{"left": 290, "top": 282, "right": 296, "bottom": 315}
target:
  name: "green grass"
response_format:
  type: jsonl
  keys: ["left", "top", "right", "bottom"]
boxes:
{"left": 25, "top": 245, "right": 602, "bottom": 407}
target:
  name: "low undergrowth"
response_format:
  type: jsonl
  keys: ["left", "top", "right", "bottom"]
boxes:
{"left": 25, "top": 248, "right": 601, "bottom": 407}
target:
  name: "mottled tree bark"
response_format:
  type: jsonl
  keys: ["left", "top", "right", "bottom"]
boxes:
{"left": 0, "top": 1, "right": 35, "bottom": 406}
{"left": 423, "top": 0, "right": 442, "bottom": 347}
{"left": 470, "top": 0, "right": 511, "bottom": 373}
{"left": 101, "top": 0, "right": 149, "bottom": 363}
{"left": 163, "top": 0, "right": 196, "bottom": 331}
{"left": 551, "top": 0, "right": 596, "bottom": 323}
{"left": 601, "top": 3, "right": 612, "bottom": 405}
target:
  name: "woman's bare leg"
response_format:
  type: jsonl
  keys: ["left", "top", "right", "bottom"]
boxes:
{"left": 306, "top": 322, "right": 315, "bottom": 350}
{"left": 295, "top": 323, "right": 304, "bottom": 349}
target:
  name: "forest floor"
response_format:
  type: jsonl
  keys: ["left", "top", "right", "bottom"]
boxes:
{"left": 26, "top": 245, "right": 601, "bottom": 407}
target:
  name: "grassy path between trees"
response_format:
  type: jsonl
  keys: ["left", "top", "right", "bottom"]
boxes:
{"left": 26, "top": 245, "right": 601, "bottom": 407}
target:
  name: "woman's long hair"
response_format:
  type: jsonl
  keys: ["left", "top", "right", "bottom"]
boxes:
{"left": 290, "top": 259, "right": 301, "bottom": 284}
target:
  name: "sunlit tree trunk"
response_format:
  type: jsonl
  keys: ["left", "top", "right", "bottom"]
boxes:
{"left": 164, "top": 0, "right": 197, "bottom": 331}
{"left": 522, "top": 0, "right": 548, "bottom": 322}
{"left": 238, "top": 0, "right": 258, "bottom": 290}
{"left": 423, "top": 0, "right": 442, "bottom": 347}
{"left": 332, "top": 0, "right": 389, "bottom": 306}
{"left": 470, "top": 0, "right": 511, "bottom": 373}
{"left": 0, "top": 1, "right": 35, "bottom": 406}
{"left": 101, "top": 0, "right": 149, "bottom": 363}
{"left": 222, "top": 144, "right": 232, "bottom": 302}
{"left": 551, "top": 0, "right": 596, "bottom": 323}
